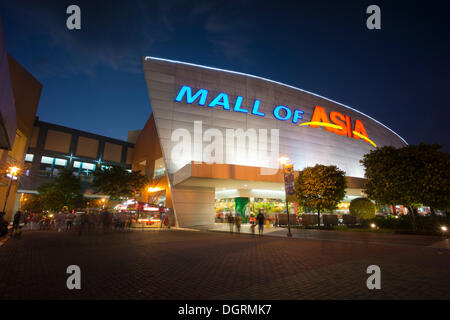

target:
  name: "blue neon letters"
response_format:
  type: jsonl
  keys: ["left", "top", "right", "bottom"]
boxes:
{"left": 208, "top": 93, "right": 230, "bottom": 110}
{"left": 175, "top": 85, "right": 208, "bottom": 105}
{"left": 175, "top": 85, "right": 302, "bottom": 123}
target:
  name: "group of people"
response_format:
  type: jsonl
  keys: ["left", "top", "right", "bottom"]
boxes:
{"left": 3, "top": 210, "right": 135, "bottom": 237}
{"left": 226, "top": 209, "right": 266, "bottom": 236}
{"left": 62, "top": 211, "right": 132, "bottom": 236}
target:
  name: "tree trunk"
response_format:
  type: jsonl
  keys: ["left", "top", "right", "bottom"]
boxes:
{"left": 408, "top": 206, "right": 416, "bottom": 232}
{"left": 317, "top": 209, "right": 321, "bottom": 229}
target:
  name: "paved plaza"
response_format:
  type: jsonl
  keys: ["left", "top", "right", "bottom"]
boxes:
{"left": 0, "top": 227, "right": 449, "bottom": 300}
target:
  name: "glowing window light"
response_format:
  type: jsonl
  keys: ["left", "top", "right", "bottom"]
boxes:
{"left": 215, "top": 189, "right": 238, "bottom": 195}
{"left": 251, "top": 189, "right": 285, "bottom": 195}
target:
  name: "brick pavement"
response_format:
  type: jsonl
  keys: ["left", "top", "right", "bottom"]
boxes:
{"left": 0, "top": 229, "right": 449, "bottom": 300}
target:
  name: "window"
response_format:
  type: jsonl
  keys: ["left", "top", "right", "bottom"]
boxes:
{"left": 25, "top": 154, "right": 34, "bottom": 162}
{"left": 54, "top": 158, "right": 67, "bottom": 167}
{"left": 82, "top": 163, "right": 95, "bottom": 170}
{"left": 73, "top": 161, "right": 95, "bottom": 170}
{"left": 153, "top": 157, "right": 166, "bottom": 178}
{"left": 41, "top": 156, "right": 54, "bottom": 164}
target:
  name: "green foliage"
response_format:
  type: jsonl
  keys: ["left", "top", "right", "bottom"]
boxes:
{"left": 295, "top": 164, "right": 347, "bottom": 226}
{"left": 92, "top": 165, "right": 149, "bottom": 199}
{"left": 21, "top": 194, "right": 43, "bottom": 212}
{"left": 361, "top": 215, "right": 450, "bottom": 234}
{"left": 37, "top": 168, "right": 84, "bottom": 211}
{"left": 361, "top": 144, "right": 450, "bottom": 211}
{"left": 349, "top": 197, "right": 376, "bottom": 220}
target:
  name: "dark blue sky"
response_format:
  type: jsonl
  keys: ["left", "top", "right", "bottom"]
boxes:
{"left": 1, "top": 0, "right": 449, "bottom": 151}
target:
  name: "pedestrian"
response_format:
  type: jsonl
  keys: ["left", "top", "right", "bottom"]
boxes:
{"left": 256, "top": 209, "right": 265, "bottom": 237}
{"left": 163, "top": 214, "right": 170, "bottom": 229}
{"left": 65, "top": 213, "right": 73, "bottom": 231}
{"left": 235, "top": 215, "right": 241, "bottom": 234}
{"left": 0, "top": 212, "right": 9, "bottom": 237}
{"left": 102, "top": 210, "right": 111, "bottom": 232}
{"left": 78, "top": 212, "right": 88, "bottom": 236}
{"left": 11, "top": 210, "right": 21, "bottom": 238}
{"left": 227, "top": 212, "right": 234, "bottom": 233}
{"left": 23, "top": 212, "right": 29, "bottom": 229}
{"left": 56, "top": 212, "right": 64, "bottom": 232}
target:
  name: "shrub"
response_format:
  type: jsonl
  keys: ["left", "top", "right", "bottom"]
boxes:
{"left": 361, "top": 214, "right": 450, "bottom": 234}
{"left": 350, "top": 198, "right": 376, "bottom": 220}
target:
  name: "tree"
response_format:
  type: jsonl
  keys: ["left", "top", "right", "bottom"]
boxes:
{"left": 21, "top": 194, "right": 43, "bottom": 212}
{"left": 361, "top": 143, "right": 450, "bottom": 231}
{"left": 37, "top": 168, "right": 84, "bottom": 211}
{"left": 295, "top": 164, "right": 347, "bottom": 228}
{"left": 92, "top": 166, "right": 148, "bottom": 200}
{"left": 349, "top": 197, "right": 376, "bottom": 220}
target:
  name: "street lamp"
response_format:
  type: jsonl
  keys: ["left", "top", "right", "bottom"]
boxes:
{"left": 278, "top": 157, "right": 292, "bottom": 237}
{"left": 2, "top": 166, "right": 19, "bottom": 213}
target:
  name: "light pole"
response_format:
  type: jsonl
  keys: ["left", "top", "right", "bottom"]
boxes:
{"left": 2, "top": 166, "right": 19, "bottom": 213}
{"left": 279, "top": 157, "right": 292, "bottom": 237}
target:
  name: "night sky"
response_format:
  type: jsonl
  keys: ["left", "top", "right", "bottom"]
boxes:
{"left": 1, "top": 0, "right": 449, "bottom": 151}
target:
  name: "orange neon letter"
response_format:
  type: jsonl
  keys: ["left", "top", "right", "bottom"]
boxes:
{"left": 353, "top": 119, "right": 369, "bottom": 140}
{"left": 309, "top": 106, "right": 332, "bottom": 131}
{"left": 329, "top": 111, "right": 347, "bottom": 136}
{"left": 345, "top": 115, "right": 352, "bottom": 137}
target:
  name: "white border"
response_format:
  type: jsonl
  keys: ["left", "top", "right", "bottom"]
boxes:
{"left": 144, "top": 56, "right": 408, "bottom": 145}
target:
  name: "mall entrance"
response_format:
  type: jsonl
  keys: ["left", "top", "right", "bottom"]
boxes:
{"left": 214, "top": 197, "right": 296, "bottom": 226}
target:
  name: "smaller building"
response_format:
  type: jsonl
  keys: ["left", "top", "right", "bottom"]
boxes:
{"left": 19, "top": 119, "right": 134, "bottom": 200}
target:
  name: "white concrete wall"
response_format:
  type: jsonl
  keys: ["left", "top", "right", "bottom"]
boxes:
{"left": 171, "top": 187, "right": 215, "bottom": 227}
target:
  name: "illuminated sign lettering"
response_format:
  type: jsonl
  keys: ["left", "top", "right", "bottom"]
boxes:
{"left": 174, "top": 85, "right": 376, "bottom": 147}
{"left": 300, "top": 106, "right": 376, "bottom": 147}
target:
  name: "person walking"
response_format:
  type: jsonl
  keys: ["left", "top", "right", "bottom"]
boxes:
{"left": 0, "top": 212, "right": 8, "bottom": 237}
{"left": 235, "top": 215, "right": 241, "bottom": 234}
{"left": 56, "top": 212, "right": 64, "bottom": 232}
{"left": 65, "top": 213, "right": 73, "bottom": 231}
{"left": 256, "top": 209, "right": 265, "bottom": 237}
{"left": 11, "top": 211, "right": 21, "bottom": 238}
{"left": 226, "top": 212, "right": 234, "bottom": 233}
{"left": 78, "top": 212, "right": 88, "bottom": 236}
{"left": 163, "top": 214, "right": 170, "bottom": 229}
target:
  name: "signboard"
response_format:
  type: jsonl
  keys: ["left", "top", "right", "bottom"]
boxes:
{"left": 174, "top": 85, "right": 377, "bottom": 148}
{"left": 283, "top": 164, "right": 295, "bottom": 196}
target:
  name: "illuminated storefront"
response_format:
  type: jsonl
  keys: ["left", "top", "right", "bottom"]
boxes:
{"left": 132, "top": 57, "right": 407, "bottom": 227}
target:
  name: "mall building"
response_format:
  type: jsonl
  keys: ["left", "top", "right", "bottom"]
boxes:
{"left": 132, "top": 57, "right": 407, "bottom": 227}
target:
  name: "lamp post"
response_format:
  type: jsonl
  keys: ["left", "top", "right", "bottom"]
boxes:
{"left": 2, "top": 166, "right": 19, "bottom": 213}
{"left": 279, "top": 157, "right": 292, "bottom": 237}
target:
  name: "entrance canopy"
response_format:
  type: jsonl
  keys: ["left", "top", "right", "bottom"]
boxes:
{"left": 172, "top": 161, "right": 365, "bottom": 199}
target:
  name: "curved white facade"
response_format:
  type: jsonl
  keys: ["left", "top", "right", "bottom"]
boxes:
{"left": 143, "top": 56, "right": 406, "bottom": 179}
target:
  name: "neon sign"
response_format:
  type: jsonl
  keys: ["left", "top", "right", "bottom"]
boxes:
{"left": 175, "top": 85, "right": 376, "bottom": 147}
